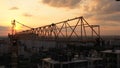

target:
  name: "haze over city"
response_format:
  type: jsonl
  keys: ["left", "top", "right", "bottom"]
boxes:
{"left": 0, "top": 0, "right": 120, "bottom": 36}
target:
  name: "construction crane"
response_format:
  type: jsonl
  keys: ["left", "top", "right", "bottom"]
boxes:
{"left": 15, "top": 20, "right": 33, "bottom": 29}
{"left": 9, "top": 20, "right": 33, "bottom": 68}
{"left": 15, "top": 16, "right": 103, "bottom": 47}
{"left": 8, "top": 20, "right": 18, "bottom": 68}
{"left": 11, "top": 20, "right": 16, "bottom": 35}
{"left": 8, "top": 16, "right": 104, "bottom": 68}
{"left": 11, "top": 19, "right": 32, "bottom": 35}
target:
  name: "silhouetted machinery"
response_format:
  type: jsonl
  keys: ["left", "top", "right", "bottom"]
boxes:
{"left": 8, "top": 20, "right": 18, "bottom": 68}
{"left": 15, "top": 16, "right": 104, "bottom": 47}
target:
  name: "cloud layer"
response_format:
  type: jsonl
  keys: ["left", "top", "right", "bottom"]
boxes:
{"left": 42, "top": 0, "right": 81, "bottom": 8}
{"left": 82, "top": 0, "right": 120, "bottom": 26}
{"left": 86, "top": 0, "right": 120, "bottom": 14}
{"left": 0, "top": 26, "right": 10, "bottom": 36}
{"left": 41, "top": 0, "right": 120, "bottom": 35}
{"left": 0, "top": 26, "right": 9, "bottom": 30}
{"left": 9, "top": 7, "right": 19, "bottom": 10}
{"left": 23, "top": 13, "right": 33, "bottom": 17}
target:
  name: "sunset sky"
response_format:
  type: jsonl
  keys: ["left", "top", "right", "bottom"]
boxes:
{"left": 0, "top": 0, "right": 120, "bottom": 36}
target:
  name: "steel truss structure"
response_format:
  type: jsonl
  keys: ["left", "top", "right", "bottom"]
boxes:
{"left": 15, "top": 16, "right": 102, "bottom": 43}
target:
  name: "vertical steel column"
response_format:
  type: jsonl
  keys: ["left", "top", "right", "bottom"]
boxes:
{"left": 65, "top": 22, "right": 68, "bottom": 38}
{"left": 11, "top": 20, "right": 16, "bottom": 35}
{"left": 83, "top": 21, "right": 87, "bottom": 40}
{"left": 98, "top": 25, "right": 100, "bottom": 38}
{"left": 91, "top": 26, "right": 94, "bottom": 38}
{"left": 81, "top": 18, "right": 83, "bottom": 40}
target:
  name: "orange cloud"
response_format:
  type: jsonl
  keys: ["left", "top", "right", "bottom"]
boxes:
{"left": 42, "top": 0, "right": 81, "bottom": 9}
{"left": 23, "top": 13, "right": 33, "bottom": 17}
{"left": 9, "top": 7, "right": 19, "bottom": 10}
{"left": 0, "top": 26, "right": 10, "bottom": 36}
{"left": 82, "top": 0, "right": 120, "bottom": 25}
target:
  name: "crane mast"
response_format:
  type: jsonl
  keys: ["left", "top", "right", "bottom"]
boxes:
{"left": 9, "top": 19, "right": 32, "bottom": 68}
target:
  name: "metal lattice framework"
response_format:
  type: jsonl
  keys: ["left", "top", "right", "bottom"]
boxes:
{"left": 15, "top": 16, "right": 102, "bottom": 43}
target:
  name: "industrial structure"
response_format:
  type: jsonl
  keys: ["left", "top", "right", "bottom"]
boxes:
{"left": 15, "top": 16, "right": 102, "bottom": 46}
{"left": 7, "top": 16, "right": 120, "bottom": 68}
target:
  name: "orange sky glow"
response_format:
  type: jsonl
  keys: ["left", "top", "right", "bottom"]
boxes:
{"left": 0, "top": 0, "right": 120, "bottom": 36}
